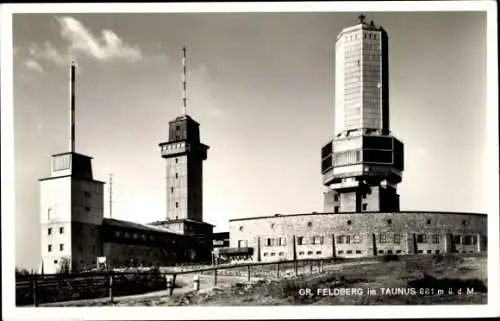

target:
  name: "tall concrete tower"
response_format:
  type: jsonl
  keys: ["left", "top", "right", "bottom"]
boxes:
{"left": 158, "top": 47, "right": 209, "bottom": 224}
{"left": 39, "top": 62, "right": 104, "bottom": 273}
{"left": 321, "top": 16, "right": 404, "bottom": 213}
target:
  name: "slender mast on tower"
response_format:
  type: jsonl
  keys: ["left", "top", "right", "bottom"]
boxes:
{"left": 182, "top": 46, "right": 187, "bottom": 116}
{"left": 69, "top": 61, "right": 76, "bottom": 153}
{"left": 109, "top": 173, "right": 113, "bottom": 218}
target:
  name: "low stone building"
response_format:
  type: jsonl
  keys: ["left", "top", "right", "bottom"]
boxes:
{"left": 227, "top": 211, "right": 486, "bottom": 262}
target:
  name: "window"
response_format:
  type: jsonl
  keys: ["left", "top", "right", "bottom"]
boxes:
{"left": 462, "top": 220, "right": 467, "bottom": 226}
{"left": 387, "top": 219, "right": 392, "bottom": 225}
{"left": 435, "top": 250, "right": 440, "bottom": 254}
{"left": 277, "top": 237, "right": 286, "bottom": 246}
{"left": 347, "top": 220, "right": 352, "bottom": 225}
{"left": 175, "top": 158, "right": 178, "bottom": 164}
{"left": 464, "top": 236, "right": 474, "bottom": 245}
{"left": 48, "top": 228, "right": 52, "bottom": 235}
{"left": 454, "top": 235, "right": 462, "bottom": 244}
{"left": 353, "top": 234, "right": 361, "bottom": 244}
{"left": 84, "top": 191, "right": 91, "bottom": 197}
{"left": 133, "top": 233, "right": 138, "bottom": 239}
{"left": 307, "top": 251, "right": 313, "bottom": 255}
{"left": 297, "top": 236, "right": 305, "bottom": 245}
{"left": 48, "top": 245, "right": 52, "bottom": 252}
{"left": 124, "top": 232, "right": 130, "bottom": 238}
{"left": 59, "top": 244, "right": 64, "bottom": 251}
{"left": 175, "top": 173, "right": 178, "bottom": 179}
{"left": 336, "top": 235, "right": 344, "bottom": 244}
{"left": 427, "top": 219, "right": 431, "bottom": 225}
{"left": 271, "top": 252, "right": 276, "bottom": 256}
{"left": 334, "top": 206, "right": 340, "bottom": 213}
{"left": 356, "top": 250, "right": 362, "bottom": 254}
{"left": 59, "top": 227, "right": 64, "bottom": 234}
{"left": 393, "top": 234, "right": 401, "bottom": 244}
{"left": 426, "top": 250, "right": 432, "bottom": 254}
{"left": 316, "top": 251, "right": 322, "bottom": 255}
{"left": 379, "top": 234, "right": 388, "bottom": 244}
{"left": 175, "top": 202, "right": 179, "bottom": 208}
{"left": 307, "top": 222, "right": 312, "bottom": 227}
{"left": 347, "top": 250, "right": 353, "bottom": 254}
{"left": 367, "top": 189, "right": 372, "bottom": 195}
{"left": 170, "top": 187, "right": 174, "bottom": 193}
{"left": 279, "top": 252, "right": 284, "bottom": 256}
{"left": 338, "top": 250, "right": 344, "bottom": 254}
{"left": 299, "top": 251, "right": 305, "bottom": 255}
{"left": 115, "top": 231, "right": 123, "bottom": 237}
{"left": 54, "top": 260, "right": 58, "bottom": 264}
{"left": 396, "top": 250, "right": 402, "bottom": 254}
{"left": 362, "top": 204, "right": 367, "bottom": 211}
{"left": 239, "top": 226, "right": 243, "bottom": 231}
{"left": 334, "top": 194, "right": 339, "bottom": 202}
{"left": 84, "top": 206, "right": 90, "bottom": 212}
{"left": 312, "top": 236, "right": 324, "bottom": 245}
{"left": 417, "top": 234, "right": 427, "bottom": 243}
{"left": 431, "top": 234, "right": 440, "bottom": 244}
{"left": 387, "top": 250, "right": 393, "bottom": 254}
{"left": 378, "top": 250, "right": 384, "bottom": 254}
{"left": 265, "top": 238, "right": 274, "bottom": 247}
{"left": 345, "top": 235, "right": 351, "bottom": 244}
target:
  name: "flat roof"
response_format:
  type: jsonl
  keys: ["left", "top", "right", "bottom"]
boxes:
{"left": 103, "top": 218, "right": 182, "bottom": 235}
{"left": 229, "top": 211, "right": 487, "bottom": 222}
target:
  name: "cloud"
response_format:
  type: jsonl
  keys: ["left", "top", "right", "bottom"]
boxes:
{"left": 28, "top": 42, "right": 68, "bottom": 66}
{"left": 24, "top": 59, "right": 44, "bottom": 72}
{"left": 55, "top": 16, "right": 142, "bottom": 62}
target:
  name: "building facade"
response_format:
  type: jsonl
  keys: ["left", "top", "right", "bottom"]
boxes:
{"left": 222, "top": 16, "right": 487, "bottom": 262}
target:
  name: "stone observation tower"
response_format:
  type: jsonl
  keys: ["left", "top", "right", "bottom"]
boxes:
{"left": 157, "top": 47, "right": 213, "bottom": 239}
{"left": 321, "top": 15, "right": 404, "bottom": 213}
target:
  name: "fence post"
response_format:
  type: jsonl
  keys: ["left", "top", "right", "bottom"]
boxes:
{"left": 276, "top": 262, "right": 280, "bottom": 278}
{"left": 108, "top": 273, "right": 114, "bottom": 304}
{"left": 32, "top": 273, "right": 38, "bottom": 307}
{"left": 214, "top": 269, "right": 218, "bottom": 286}
{"left": 294, "top": 259, "right": 298, "bottom": 276}
{"left": 247, "top": 265, "right": 251, "bottom": 282}
{"left": 169, "top": 274, "right": 177, "bottom": 296}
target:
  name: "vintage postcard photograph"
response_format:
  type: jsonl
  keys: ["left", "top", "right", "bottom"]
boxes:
{"left": 1, "top": 1, "right": 498, "bottom": 320}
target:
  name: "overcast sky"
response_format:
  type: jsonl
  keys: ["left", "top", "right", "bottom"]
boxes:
{"left": 12, "top": 11, "right": 487, "bottom": 269}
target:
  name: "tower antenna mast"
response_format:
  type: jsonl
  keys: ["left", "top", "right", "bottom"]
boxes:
{"left": 109, "top": 173, "right": 113, "bottom": 218}
{"left": 182, "top": 46, "right": 187, "bottom": 116}
{"left": 69, "top": 61, "right": 76, "bottom": 153}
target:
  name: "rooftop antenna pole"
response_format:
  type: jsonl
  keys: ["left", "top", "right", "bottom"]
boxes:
{"left": 109, "top": 173, "right": 113, "bottom": 218}
{"left": 182, "top": 46, "right": 187, "bottom": 116}
{"left": 69, "top": 61, "right": 76, "bottom": 153}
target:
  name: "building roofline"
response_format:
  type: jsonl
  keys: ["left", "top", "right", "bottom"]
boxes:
{"left": 149, "top": 219, "right": 215, "bottom": 227}
{"left": 51, "top": 152, "right": 93, "bottom": 159}
{"left": 229, "top": 211, "right": 487, "bottom": 222}
{"left": 38, "top": 175, "right": 105, "bottom": 183}
{"left": 158, "top": 140, "right": 210, "bottom": 149}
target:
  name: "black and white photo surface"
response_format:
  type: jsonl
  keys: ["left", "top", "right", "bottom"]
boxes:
{"left": 1, "top": 1, "right": 498, "bottom": 320}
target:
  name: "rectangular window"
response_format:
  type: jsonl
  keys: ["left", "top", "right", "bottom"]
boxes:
{"left": 417, "top": 234, "right": 427, "bottom": 243}
{"left": 265, "top": 238, "right": 273, "bottom": 247}
{"left": 270, "top": 252, "right": 276, "bottom": 256}
{"left": 454, "top": 235, "right": 462, "bottom": 245}
{"left": 84, "top": 206, "right": 90, "bottom": 212}
{"left": 175, "top": 202, "right": 179, "bottom": 208}
{"left": 59, "top": 244, "right": 64, "bottom": 251}
{"left": 59, "top": 227, "right": 64, "bottom": 234}
{"left": 334, "top": 206, "right": 340, "bottom": 213}
{"left": 346, "top": 250, "right": 353, "bottom": 254}
{"left": 464, "top": 236, "right": 473, "bottom": 245}
{"left": 279, "top": 252, "right": 284, "bottom": 256}
{"left": 316, "top": 251, "right": 322, "bottom": 255}
{"left": 336, "top": 235, "right": 344, "bottom": 244}
{"left": 353, "top": 234, "right": 361, "bottom": 244}
{"left": 175, "top": 173, "right": 178, "bottom": 179}
{"left": 263, "top": 253, "right": 268, "bottom": 257}
{"left": 356, "top": 250, "right": 362, "bottom": 254}
{"left": 48, "top": 228, "right": 52, "bottom": 235}
{"left": 338, "top": 250, "right": 344, "bottom": 254}
{"left": 432, "top": 234, "right": 440, "bottom": 244}
{"left": 334, "top": 194, "right": 339, "bottom": 202}
{"left": 312, "top": 236, "right": 324, "bottom": 245}
{"left": 393, "top": 234, "right": 401, "bottom": 244}
{"left": 362, "top": 204, "right": 367, "bottom": 211}
{"left": 296, "top": 236, "right": 305, "bottom": 245}
{"left": 307, "top": 251, "right": 313, "bottom": 255}
{"left": 277, "top": 237, "right": 286, "bottom": 246}
{"left": 379, "top": 234, "right": 388, "bottom": 244}
{"left": 48, "top": 245, "right": 52, "bottom": 252}
{"left": 84, "top": 191, "right": 91, "bottom": 197}
{"left": 238, "top": 240, "right": 247, "bottom": 248}
{"left": 170, "top": 187, "right": 174, "bottom": 193}
{"left": 299, "top": 251, "right": 305, "bottom": 255}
